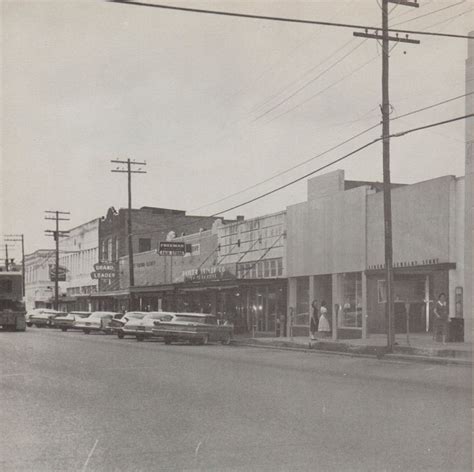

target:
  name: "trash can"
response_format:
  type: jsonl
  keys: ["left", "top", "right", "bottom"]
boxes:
{"left": 448, "top": 318, "right": 464, "bottom": 342}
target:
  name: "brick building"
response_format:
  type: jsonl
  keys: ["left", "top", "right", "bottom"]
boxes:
{"left": 92, "top": 206, "right": 224, "bottom": 310}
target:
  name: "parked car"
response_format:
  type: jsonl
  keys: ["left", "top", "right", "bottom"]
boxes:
{"left": 122, "top": 312, "right": 176, "bottom": 341}
{"left": 151, "top": 313, "right": 233, "bottom": 345}
{"left": 28, "top": 309, "right": 63, "bottom": 328}
{"left": 73, "top": 311, "right": 122, "bottom": 334}
{"left": 111, "top": 311, "right": 148, "bottom": 338}
{"left": 53, "top": 311, "right": 91, "bottom": 331}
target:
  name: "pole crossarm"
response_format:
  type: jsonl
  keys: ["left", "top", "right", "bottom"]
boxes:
{"left": 111, "top": 170, "right": 147, "bottom": 174}
{"left": 353, "top": 32, "right": 420, "bottom": 44}
{"left": 388, "top": 0, "right": 419, "bottom": 6}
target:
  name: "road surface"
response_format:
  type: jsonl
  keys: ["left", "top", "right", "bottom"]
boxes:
{"left": 0, "top": 328, "right": 471, "bottom": 471}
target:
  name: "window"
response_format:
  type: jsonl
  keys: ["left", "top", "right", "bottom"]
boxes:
{"left": 108, "top": 239, "right": 112, "bottom": 261}
{"left": 101, "top": 240, "right": 108, "bottom": 261}
{"left": 138, "top": 238, "right": 151, "bottom": 253}
{"left": 270, "top": 260, "right": 276, "bottom": 277}
{"left": 377, "top": 280, "right": 387, "bottom": 304}
{"left": 277, "top": 259, "right": 283, "bottom": 276}
{"left": 294, "top": 277, "right": 309, "bottom": 326}
{"left": 264, "top": 261, "right": 270, "bottom": 278}
{"left": 191, "top": 243, "right": 200, "bottom": 256}
{"left": 339, "top": 273, "right": 363, "bottom": 328}
{"left": 0, "top": 279, "right": 13, "bottom": 294}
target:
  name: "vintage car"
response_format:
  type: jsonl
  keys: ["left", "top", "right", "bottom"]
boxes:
{"left": 151, "top": 313, "right": 233, "bottom": 345}
{"left": 28, "top": 309, "right": 64, "bottom": 328}
{"left": 122, "top": 312, "right": 176, "bottom": 341}
{"left": 73, "top": 311, "right": 122, "bottom": 334}
{"left": 53, "top": 311, "right": 91, "bottom": 331}
{"left": 111, "top": 311, "right": 148, "bottom": 338}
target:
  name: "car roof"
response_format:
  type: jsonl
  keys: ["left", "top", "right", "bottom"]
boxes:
{"left": 70, "top": 311, "right": 91, "bottom": 314}
{"left": 91, "top": 311, "right": 120, "bottom": 316}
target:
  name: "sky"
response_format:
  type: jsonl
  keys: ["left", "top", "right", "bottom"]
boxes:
{"left": 1, "top": 0, "right": 473, "bottom": 259}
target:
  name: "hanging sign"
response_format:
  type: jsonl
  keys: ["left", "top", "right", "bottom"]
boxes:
{"left": 159, "top": 241, "right": 186, "bottom": 256}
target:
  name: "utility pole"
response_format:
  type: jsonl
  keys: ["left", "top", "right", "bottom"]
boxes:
{"left": 111, "top": 158, "right": 147, "bottom": 310}
{"left": 354, "top": 0, "right": 419, "bottom": 351}
{"left": 5, "top": 244, "right": 9, "bottom": 271}
{"left": 4, "top": 234, "right": 25, "bottom": 296}
{"left": 45, "top": 211, "right": 70, "bottom": 310}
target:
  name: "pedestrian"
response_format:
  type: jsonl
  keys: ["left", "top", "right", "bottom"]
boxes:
{"left": 310, "top": 300, "right": 318, "bottom": 340}
{"left": 318, "top": 301, "right": 331, "bottom": 337}
{"left": 433, "top": 293, "right": 449, "bottom": 344}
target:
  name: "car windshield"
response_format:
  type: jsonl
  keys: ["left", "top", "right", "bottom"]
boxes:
{"left": 90, "top": 312, "right": 112, "bottom": 319}
{"left": 126, "top": 313, "right": 147, "bottom": 320}
{"left": 146, "top": 313, "right": 173, "bottom": 321}
{"left": 71, "top": 313, "right": 90, "bottom": 318}
{"left": 175, "top": 315, "right": 207, "bottom": 324}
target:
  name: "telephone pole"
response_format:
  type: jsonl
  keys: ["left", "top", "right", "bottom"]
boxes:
{"left": 4, "top": 244, "right": 10, "bottom": 271}
{"left": 45, "top": 211, "right": 70, "bottom": 310}
{"left": 111, "top": 158, "right": 147, "bottom": 310}
{"left": 354, "top": 0, "right": 419, "bottom": 351}
{"left": 4, "top": 234, "right": 25, "bottom": 296}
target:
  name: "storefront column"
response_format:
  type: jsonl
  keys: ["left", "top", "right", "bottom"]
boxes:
{"left": 210, "top": 291, "right": 217, "bottom": 316}
{"left": 309, "top": 276, "right": 315, "bottom": 336}
{"left": 424, "top": 275, "right": 430, "bottom": 332}
{"left": 287, "top": 278, "right": 297, "bottom": 338}
{"left": 331, "top": 274, "right": 341, "bottom": 340}
{"left": 362, "top": 272, "right": 368, "bottom": 339}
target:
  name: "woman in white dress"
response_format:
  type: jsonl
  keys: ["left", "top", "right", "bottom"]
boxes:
{"left": 318, "top": 301, "right": 331, "bottom": 337}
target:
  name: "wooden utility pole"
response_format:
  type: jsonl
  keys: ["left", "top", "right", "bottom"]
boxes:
{"left": 354, "top": 0, "right": 419, "bottom": 351}
{"left": 45, "top": 211, "right": 70, "bottom": 310}
{"left": 5, "top": 244, "right": 9, "bottom": 271}
{"left": 4, "top": 234, "right": 26, "bottom": 296}
{"left": 111, "top": 158, "right": 147, "bottom": 310}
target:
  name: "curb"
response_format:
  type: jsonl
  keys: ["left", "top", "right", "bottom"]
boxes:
{"left": 232, "top": 340, "right": 472, "bottom": 366}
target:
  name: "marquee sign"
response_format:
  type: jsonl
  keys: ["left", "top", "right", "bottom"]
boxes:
{"left": 49, "top": 265, "right": 67, "bottom": 282}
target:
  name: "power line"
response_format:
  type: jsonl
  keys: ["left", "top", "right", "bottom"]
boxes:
{"left": 250, "top": 38, "right": 355, "bottom": 115}
{"left": 419, "top": 7, "right": 473, "bottom": 32}
{"left": 106, "top": 0, "right": 474, "bottom": 40}
{"left": 253, "top": 39, "right": 367, "bottom": 122}
{"left": 190, "top": 90, "right": 472, "bottom": 213}
{"left": 207, "top": 113, "right": 473, "bottom": 217}
{"left": 265, "top": 55, "right": 378, "bottom": 124}
{"left": 391, "top": 0, "right": 466, "bottom": 26}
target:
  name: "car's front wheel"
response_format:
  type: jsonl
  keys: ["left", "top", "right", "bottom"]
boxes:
{"left": 164, "top": 337, "right": 172, "bottom": 345}
{"left": 136, "top": 334, "right": 145, "bottom": 342}
{"left": 200, "top": 334, "right": 209, "bottom": 345}
{"left": 221, "top": 333, "right": 231, "bottom": 345}
{"left": 26, "top": 322, "right": 32, "bottom": 327}
{"left": 61, "top": 327, "right": 67, "bottom": 332}
{"left": 83, "top": 329, "right": 90, "bottom": 335}
{"left": 117, "top": 332, "right": 124, "bottom": 339}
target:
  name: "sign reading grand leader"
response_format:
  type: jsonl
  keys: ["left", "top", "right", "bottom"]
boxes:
{"left": 90, "top": 261, "right": 117, "bottom": 280}
{"left": 159, "top": 241, "right": 186, "bottom": 256}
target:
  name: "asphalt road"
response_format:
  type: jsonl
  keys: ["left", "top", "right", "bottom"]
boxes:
{"left": 0, "top": 329, "right": 471, "bottom": 472}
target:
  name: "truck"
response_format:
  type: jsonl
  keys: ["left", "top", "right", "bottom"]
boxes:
{"left": 0, "top": 272, "right": 26, "bottom": 331}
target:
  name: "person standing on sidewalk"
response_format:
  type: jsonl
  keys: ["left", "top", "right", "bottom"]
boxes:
{"left": 433, "top": 293, "right": 449, "bottom": 344}
{"left": 318, "top": 301, "right": 331, "bottom": 338}
{"left": 310, "top": 300, "right": 318, "bottom": 341}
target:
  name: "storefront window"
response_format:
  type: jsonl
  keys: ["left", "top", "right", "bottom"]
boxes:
{"left": 339, "top": 273, "right": 362, "bottom": 328}
{"left": 295, "top": 277, "right": 309, "bottom": 326}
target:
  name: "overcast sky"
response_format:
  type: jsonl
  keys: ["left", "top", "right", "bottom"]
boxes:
{"left": 1, "top": 0, "right": 473, "bottom": 258}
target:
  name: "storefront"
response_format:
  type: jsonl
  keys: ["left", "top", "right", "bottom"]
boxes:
{"left": 366, "top": 264, "right": 454, "bottom": 335}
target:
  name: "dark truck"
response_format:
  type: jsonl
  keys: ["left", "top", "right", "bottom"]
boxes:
{"left": 0, "top": 272, "right": 26, "bottom": 331}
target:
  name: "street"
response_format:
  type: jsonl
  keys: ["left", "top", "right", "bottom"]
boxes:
{"left": 0, "top": 329, "right": 471, "bottom": 472}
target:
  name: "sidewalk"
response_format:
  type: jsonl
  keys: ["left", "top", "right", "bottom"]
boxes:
{"left": 233, "top": 332, "right": 472, "bottom": 365}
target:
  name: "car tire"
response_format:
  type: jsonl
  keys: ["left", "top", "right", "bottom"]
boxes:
{"left": 26, "top": 322, "right": 32, "bottom": 327}
{"left": 117, "top": 332, "right": 124, "bottom": 339}
{"left": 136, "top": 334, "right": 145, "bottom": 342}
{"left": 61, "top": 327, "right": 67, "bottom": 332}
{"left": 83, "top": 329, "right": 90, "bottom": 335}
{"left": 164, "top": 337, "right": 172, "bottom": 345}
{"left": 200, "top": 334, "right": 209, "bottom": 345}
{"left": 221, "top": 333, "right": 231, "bottom": 345}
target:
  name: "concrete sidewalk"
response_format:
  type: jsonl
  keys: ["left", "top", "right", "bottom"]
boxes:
{"left": 233, "top": 332, "right": 472, "bottom": 365}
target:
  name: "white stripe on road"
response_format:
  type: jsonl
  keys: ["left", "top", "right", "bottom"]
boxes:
{"left": 82, "top": 438, "right": 99, "bottom": 472}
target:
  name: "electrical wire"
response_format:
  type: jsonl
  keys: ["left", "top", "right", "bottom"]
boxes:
{"left": 187, "top": 90, "right": 473, "bottom": 214}
{"left": 265, "top": 55, "right": 378, "bottom": 124}
{"left": 251, "top": 38, "right": 355, "bottom": 115}
{"left": 253, "top": 39, "right": 367, "bottom": 122}
{"left": 391, "top": 0, "right": 466, "bottom": 27}
{"left": 106, "top": 0, "right": 474, "bottom": 40}
{"left": 208, "top": 113, "right": 473, "bottom": 217}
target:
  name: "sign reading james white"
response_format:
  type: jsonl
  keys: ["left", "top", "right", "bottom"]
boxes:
{"left": 159, "top": 241, "right": 186, "bottom": 256}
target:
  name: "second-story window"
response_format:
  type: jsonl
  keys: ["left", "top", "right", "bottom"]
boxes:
{"left": 138, "top": 238, "right": 151, "bottom": 253}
